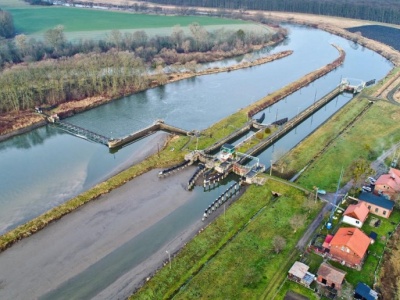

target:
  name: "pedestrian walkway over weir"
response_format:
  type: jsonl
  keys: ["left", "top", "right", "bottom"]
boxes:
{"left": 107, "top": 119, "right": 193, "bottom": 149}
{"left": 42, "top": 112, "right": 193, "bottom": 149}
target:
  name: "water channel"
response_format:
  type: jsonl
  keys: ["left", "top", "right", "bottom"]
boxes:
{"left": 0, "top": 24, "right": 393, "bottom": 298}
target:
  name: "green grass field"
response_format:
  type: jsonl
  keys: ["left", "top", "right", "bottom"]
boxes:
{"left": 132, "top": 179, "right": 322, "bottom": 299}
{"left": 5, "top": 6, "right": 250, "bottom": 36}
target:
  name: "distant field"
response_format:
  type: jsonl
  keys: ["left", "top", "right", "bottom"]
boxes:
{"left": 6, "top": 6, "right": 250, "bottom": 36}
{"left": 347, "top": 25, "right": 400, "bottom": 51}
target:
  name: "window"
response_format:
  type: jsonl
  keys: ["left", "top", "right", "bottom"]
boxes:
{"left": 356, "top": 220, "right": 360, "bottom": 224}
{"left": 368, "top": 205, "right": 371, "bottom": 209}
{"left": 375, "top": 208, "right": 379, "bottom": 213}
{"left": 322, "top": 278, "right": 327, "bottom": 285}
{"left": 383, "top": 210, "right": 387, "bottom": 215}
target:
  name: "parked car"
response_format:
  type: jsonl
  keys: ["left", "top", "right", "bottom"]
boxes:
{"left": 362, "top": 186, "right": 372, "bottom": 192}
{"left": 368, "top": 177, "right": 376, "bottom": 184}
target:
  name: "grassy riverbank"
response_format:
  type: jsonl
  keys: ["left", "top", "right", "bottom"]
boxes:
{"left": 280, "top": 96, "right": 400, "bottom": 191}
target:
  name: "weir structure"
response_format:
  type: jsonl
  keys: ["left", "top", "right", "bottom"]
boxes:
{"left": 40, "top": 114, "right": 193, "bottom": 149}
{"left": 166, "top": 80, "right": 360, "bottom": 193}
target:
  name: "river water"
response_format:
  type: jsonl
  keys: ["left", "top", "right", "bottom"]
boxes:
{"left": 0, "top": 23, "right": 393, "bottom": 298}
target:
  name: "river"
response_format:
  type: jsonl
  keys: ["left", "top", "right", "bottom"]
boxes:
{"left": 0, "top": 23, "right": 393, "bottom": 298}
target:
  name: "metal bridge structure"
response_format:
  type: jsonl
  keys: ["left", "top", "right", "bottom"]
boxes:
{"left": 340, "top": 78, "right": 366, "bottom": 94}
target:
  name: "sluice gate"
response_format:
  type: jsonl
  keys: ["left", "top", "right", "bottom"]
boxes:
{"left": 202, "top": 182, "right": 241, "bottom": 221}
{"left": 158, "top": 160, "right": 191, "bottom": 177}
{"left": 187, "top": 164, "right": 205, "bottom": 190}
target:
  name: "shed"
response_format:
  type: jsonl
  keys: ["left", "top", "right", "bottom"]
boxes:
{"left": 288, "top": 261, "right": 315, "bottom": 287}
{"left": 354, "top": 282, "right": 378, "bottom": 300}
{"left": 316, "top": 262, "right": 346, "bottom": 290}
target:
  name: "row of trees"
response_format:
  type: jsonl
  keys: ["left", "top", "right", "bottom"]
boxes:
{"left": 0, "top": 23, "right": 282, "bottom": 70}
{"left": 0, "top": 10, "right": 15, "bottom": 39}
{"left": 146, "top": 0, "right": 400, "bottom": 25}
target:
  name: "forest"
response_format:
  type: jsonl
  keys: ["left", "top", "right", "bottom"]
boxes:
{"left": 0, "top": 23, "right": 286, "bottom": 113}
{"left": 145, "top": 0, "right": 400, "bottom": 25}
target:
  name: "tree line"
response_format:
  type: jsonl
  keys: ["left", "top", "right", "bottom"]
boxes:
{"left": 0, "top": 22, "right": 280, "bottom": 70}
{"left": 0, "top": 23, "right": 285, "bottom": 112}
{"left": 145, "top": 0, "right": 400, "bottom": 25}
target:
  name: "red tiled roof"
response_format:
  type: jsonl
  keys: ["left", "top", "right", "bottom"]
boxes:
{"left": 330, "top": 228, "right": 370, "bottom": 258}
{"left": 375, "top": 169, "right": 400, "bottom": 193}
{"left": 343, "top": 202, "right": 369, "bottom": 222}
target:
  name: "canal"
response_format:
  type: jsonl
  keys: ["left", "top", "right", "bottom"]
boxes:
{"left": 0, "top": 24, "right": 393, "bottom": 299}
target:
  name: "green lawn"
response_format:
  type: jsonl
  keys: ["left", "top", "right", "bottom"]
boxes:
{"left": 6, "top": 6, "right": 249, "bottom": 35}
{"left": 275, "top": 280, "right": 319, "bottom": 300}
{"left": 288, "top": 98, "right": 400, "bottom": 192}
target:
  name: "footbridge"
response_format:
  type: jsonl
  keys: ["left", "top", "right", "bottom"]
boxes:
{"left": 51, "top": 119, "right": 110, "bottom": 146}
{"left": 45, "top": 116, "right": 193, "bottom": 149}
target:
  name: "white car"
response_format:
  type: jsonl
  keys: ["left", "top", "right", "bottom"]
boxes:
{"left": 362, "top": 186, "right": 372, "bottom": 192}
{"left": 368, "top": 177, "right": 376, "bottom": 184}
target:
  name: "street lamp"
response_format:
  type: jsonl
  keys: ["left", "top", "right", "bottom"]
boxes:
{"left": 166, "top": 250, "right": 171, "bottom": 269}
{"left": 270, "top": 160, "right": 273, "bottom": 176}
{"left": 296, "top": 106, "right": 302, "bottom": 118}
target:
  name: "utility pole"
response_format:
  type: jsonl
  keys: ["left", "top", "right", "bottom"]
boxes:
{"left": 166, "top": 250, "right": 171, "bottom": 270}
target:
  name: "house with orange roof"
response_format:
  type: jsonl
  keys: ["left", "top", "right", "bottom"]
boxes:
{"left": 374, "top": 167, "right": 400, "bottom": 200}
{"left": 342, "top": 202, "right": 369, "bottom": 228}
{"left": 328, "top": 227, "right": 371, "bottom": 267}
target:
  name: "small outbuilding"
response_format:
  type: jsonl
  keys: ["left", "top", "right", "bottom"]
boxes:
{"left": 316, "top": 262, "right": 346, "bottom": 290}
{"left": 354, "top": 282, "right": 378, "bottom": 300}
{"left": 288, "top": 261, "right": 315, "bottom": 287}
{"left": 342, "top": 202, "right": 369, "bottom": 228}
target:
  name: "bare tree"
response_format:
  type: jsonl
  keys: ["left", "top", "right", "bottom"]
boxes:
{"left": 289, "top": 214, "right": 306, "bottom": 232}
{"left": 272, "top": 235, "right": 286, "bottom": 254}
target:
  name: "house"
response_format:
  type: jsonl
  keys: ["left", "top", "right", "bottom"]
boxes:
{"left": 288, "top": 261, "right": 315, "bottom": 287}
{"left": 342, "top": 202, "right": 369, "bottom": 228}
{"left": 354, "top": 192, "right": 395, "bottom": 218}
{"left": 373, "top": 167, "right": 400, "bottom": 200}
{"left": 317, "top": 262, "right": 346, "bottom": 290}
{"left": 328, "top": 227, "right": 371, "bottom": 267}
{"left": 354, "top": 282, "right": 378, "bottom": 300}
